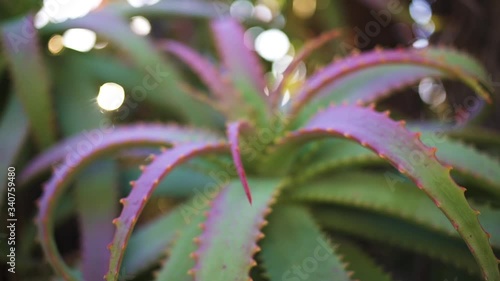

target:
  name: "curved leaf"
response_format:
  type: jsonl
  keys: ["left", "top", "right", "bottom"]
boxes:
{"left": 1, "top": 15, "right": 56, "bottom": 148}
{"left": 271, "top": 29, "right": 342, "bottom": 106}
{"left": 105, "top": 142, "right": 227, "bottom": 281}
{"left": 335, "top": 238, "right": 395, "bottom": 281}
{"left": 210, "top": 18, "right": 270, "bottom": 125}
{"left": 295, "top": 136, "right": 500, "bottom": 197}
{"left": 35, "top": 126, "right": 221, "bottom": 280}
{"left": 289, "top": 172, "right": 500, "bottom": 249}
{"left": 0, "top": 95, "right": 29, "bottom": 209}
{"left": 190, "top": 178, "right": 282, "bottom": 281}
{"left": 314, "top": 206, "right": 480, "bottom": 274}
{"left": 122, "top": 203, "right": 187, "bottom": 276}
{"left": 260, "top": 204, "right": 352, "bottom": 281}
{"left": 278, "top": 104, "right": 500, "bottom": 281}
{"left": 288, "top": 47, "right": 492, "bottom": 125}
{"left": 154, "top": 209, "right": 207, "bottom": 281}
{"left": 159, "top": 40, "right": 232, "bottom": 101}
{"left": 20, "top": 124, "right": 221, "bottom": 184}
{"left": 75, "top": 161, "right": 118, "bottom": 281}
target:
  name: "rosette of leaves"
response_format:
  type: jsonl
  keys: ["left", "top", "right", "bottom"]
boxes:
{"left": 2, "top": 2, "right": 500, "bottom": 281}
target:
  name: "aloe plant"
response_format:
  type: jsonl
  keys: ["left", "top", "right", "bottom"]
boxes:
{"left": 2, "top": 2, "right": 500, "bottom": 281}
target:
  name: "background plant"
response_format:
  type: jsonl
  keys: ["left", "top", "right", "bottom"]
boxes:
{"left": 1, "top": 1, "right": 500, "bottom": 281}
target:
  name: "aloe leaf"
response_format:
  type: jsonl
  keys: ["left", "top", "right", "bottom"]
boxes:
{"left": 289, "top": 172, "right": 500, "bottom": 249}
{"left": 20, "top": 124, "right": 221, "bottom": 184}
{"left": 227, "top": 121, "right": 253, "bottom": 203}
{"left": 159, "top": 40, "right": 232, "bottom": 101}
{"left": 260, "top": 204, "right": 352, "bottom": 281}
{"left": 34, "top": 128, "right": 221, "bottom": 280}
{"left": 420, "top": 134, "right": 500, "bottom": 196}
{"left": 295, "top": 135, "right": 500, "bottom": 198}
{"left": 278, "top": 104, "right": 500, "bottom": 281}
{"left": 105, "top": 142, "right": 227, "bottom": 281}
{"left": 109, "top": 0, "right": 227, "bottom": 19}
{"left": 288, "top": 48, "right": 493, "bottom": 125}
{"left": 154, "top": 208, "right": 208, "bottom": 281}
{"left": 210, "top": 18, "right": 270, "bottom": 125}
{"left": 121, "top": 166, "right": 215, "bottom": 198}
{"left": 75, "top": 161, "right": 118, "bottom": 281}
{"left": 287, "top": 172, "right": 455, "bottom": 235}
{"left": 189, "top": 178, "right": 282, "bottom": 281}
{"left": 1, "top": 15, "right": 56, "bottom": 148}
{"left": 334, "top": 238, "right": 395, "bottom": 281}
{"left": 122, "top": 203, "right": 187, "bottom": 276}
{"left": 314, "top": 206, "right": 480, "bottom": 274}
{"left": 0, "top": 95, "right": 29, "bottom": 209}
{"left": 271, "top": 29, "right": 342, "bottom": 106}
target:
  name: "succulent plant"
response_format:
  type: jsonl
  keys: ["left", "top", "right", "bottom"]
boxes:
{"left": 2, "top": 1, "right": 500, "bottom": 281}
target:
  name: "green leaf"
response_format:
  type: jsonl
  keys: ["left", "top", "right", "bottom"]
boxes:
{"left": 154, "top": 210, "right": 206, "bottom": 281}
{"left": 122, "top": 203, "right": 188, "bottom": 276}
{"left": 314, "top": 206, "right": 480, "bottom": 275}
{"left": 105, "top": 143, "right": 227, "bottom": 281}
{"left": 0, "top": 94, "right": 29, "bottom": 209}
{"left": 335, "top": 238, "right": 395, "bottom": 281}
{"left": 189, "top": 178, "right": 282, "bottom": 281}
{"left": 260, "top": 204, "right": 352, "bottom": 281}
{"left": 289, "top": 47, "right": 493, "bottom": 127}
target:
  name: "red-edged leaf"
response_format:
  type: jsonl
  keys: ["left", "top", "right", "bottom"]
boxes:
{"left": 227, "top": 121, "right": 252, "bottom": 204}
{"left": 105, "top": 142, "right": 228, "bottom": 281}
{"left": 189, "top": 178, "right": 281, "bottom": 281}
{"left": 210, "top": 18, "right": 270, "bottom": 125}
{"left": 288, "top": 48, "right": 492, "bottom": 121}
{"left": 20, "top": 124, "right": 221, "bottom": 185}
{"left": 211, "top": 18, "right": 267, "bottom": 100}
{"left": 35, "top": 125, "right": 221, "bottom": 280}
{"left": 278, "top": 104, "right": 500, "bottom": 281}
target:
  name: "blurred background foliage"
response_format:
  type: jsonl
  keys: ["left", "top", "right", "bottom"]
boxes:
{"left": 0, "top": 0, "right": 499, "bottom": 280}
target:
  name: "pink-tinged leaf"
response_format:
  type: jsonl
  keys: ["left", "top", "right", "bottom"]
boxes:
{"left": 159, "top": 40, "right": 232, "bottom": 101}
{"left": 0, "top": 95, "right": 29, "bottom": 210}
{"left": 227, "top": 121, "right": 252, "bottom": 204}
{"left": 1, "top": 15, "right": 56, "bottom": 148}
{"left": 210, "top": 18, "right": 270, "bottom": 125}
{"left": 288, "top": 48, "right": 492, "bottom": 120}
{"left": 211, "top": 18, "right": 267, "bottom": 100}
{"left": 75, "top": 161, "right": 118, "bottom": 281}
{"left": 20, "top": 124, "right": 222, "bottom": 185}
{"left": 279, "top": 105, "right": 500, "bottom": 281}
{"left": 271, "top": 29, "right": 342, "bottom": 106}
{"left": 189, "top": 178, "right": 282, "bottom": 281}
{"left": 105, "top": 142, "right": 228, "bottom": 281}
{"left": 35, "top": 125, "right": 222, "bottom": 281}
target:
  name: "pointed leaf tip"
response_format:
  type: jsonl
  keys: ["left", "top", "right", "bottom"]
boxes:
{"left": 227, "top": 121, "right": 253, "bottom": 204}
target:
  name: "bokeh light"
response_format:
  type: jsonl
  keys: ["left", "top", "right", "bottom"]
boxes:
{"left": 48, "top": 35, "right": 64, "bottom": 54}
{"left": 255, "top": 29, "right": 290, "bottom": 61}
{"left": 130, "top": 16, "right": 151, "bottom": 36}
{"left": 62, "top": 29, "right": 96, "bottom": 52}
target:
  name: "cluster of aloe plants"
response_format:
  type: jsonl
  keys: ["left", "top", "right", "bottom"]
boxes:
{"left": 1, "top": 1, "right": 500, "bottom": 281}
